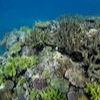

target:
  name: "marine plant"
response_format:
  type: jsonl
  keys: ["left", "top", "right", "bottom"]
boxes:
{"left": 85, "top": 82, "right": 100, "bottom": 100}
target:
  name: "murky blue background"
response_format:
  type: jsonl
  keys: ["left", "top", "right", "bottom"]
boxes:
{"left": 0, "top": 0, "right": 100, "bottom": 54}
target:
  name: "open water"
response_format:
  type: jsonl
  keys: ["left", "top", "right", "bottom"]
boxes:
{"left": 0, "top": 0, "right": 100, "bottom": 55}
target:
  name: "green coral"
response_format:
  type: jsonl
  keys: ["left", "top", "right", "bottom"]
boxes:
{"left": 29, "top": 89, "right": 38, "bottom": 100}
{"left": 0, "top": 67, "right": 4, "bottom": 85}
{"left": 35, "top": 21, "right": 51, "bottom": 29}
{"left": 42, "top": 70, "right": 50, "bottom": 79}
{"left": 4, "top": 62, "right": 16, "bottom": 77}
{"left": 29, "top": 87, "right": 66, "bottom": 100}
{"left": 14, "top": 76, "right": 26, "bottom": 96}
{"left": 20, "top": 26, "right": 31, "bottom": 33}
{"left": 85, "top": 82, "right": 100, "bottom": 100}
{"left": 9, "top": 42, "right": 21, "bottom": 54}
{"left": 40, "top": 87, "right": 66, "bottom": 100}
{"left": 4, "top": 56, "right": 38, "bottom": 77}
{"left": 17, "top": 76, "right": 26, "bottom": 86}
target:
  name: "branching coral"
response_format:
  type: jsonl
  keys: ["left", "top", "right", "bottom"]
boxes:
{"left": 25, "top": 28, "right": 48, "bottom": 48}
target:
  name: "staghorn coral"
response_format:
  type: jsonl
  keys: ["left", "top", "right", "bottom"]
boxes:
{"left": 25, "top": 28, "right": 49, "bottom": 48}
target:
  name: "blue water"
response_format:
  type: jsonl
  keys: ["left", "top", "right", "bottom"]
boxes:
{"left": 0, "top": 0, "right": 100, "bottom": 55}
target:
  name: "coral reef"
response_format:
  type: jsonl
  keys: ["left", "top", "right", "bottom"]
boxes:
{"left": 0, "top": 14, "right": 100, "bottom": 100}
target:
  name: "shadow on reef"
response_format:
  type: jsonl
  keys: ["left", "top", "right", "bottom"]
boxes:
{"left": 0, "top": 14, "right": 100, "bottom": 100}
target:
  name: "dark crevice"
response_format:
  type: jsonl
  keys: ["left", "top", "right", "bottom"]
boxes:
{"left": 95, "top": 58, "right": 100, "bottom": 64}
{"left": 70, "top": 51, "right": 83, "bottom": 62}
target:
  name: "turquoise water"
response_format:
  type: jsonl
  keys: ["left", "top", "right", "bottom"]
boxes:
{"left": 0, "top": 0, "right": 100, "bottom": 55}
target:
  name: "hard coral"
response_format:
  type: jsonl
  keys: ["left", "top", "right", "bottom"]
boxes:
{"left": 35, "top": 21, "right": 51, "bottom": 30}
{"left": 9, "top": 42, "right": 21, "bottom": 54}
{"left": 20, "top": 26, "right": 31, "bottom": 33}
{"left": 40, "top": 87, "right": 66, "bottom": 100}
{"left": 85, "top": 82, "right": 100, "bottom": 100}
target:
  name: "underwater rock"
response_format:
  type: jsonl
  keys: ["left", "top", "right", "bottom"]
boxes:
{"left": 55, "top": 52, "right": 76, "bottom": 76}
{"left": 25, "top": 68, "right": 33, "bottom": 79}
{"left": 65, "top": 67, "right": 86, "bottom": 87}
{"left": 31, "top": 74, "right": 47, "bottom": 90}
{"left": 17, "top": 95, "right": 26, "bottom": 100}
{"left": 67, "top": 91, "right": 78, "bottom": 100}
{"left": 4, "top": 80, "right": 14, "bottom": 90}
{"left": 37, "top": 49, "right": 60, "bottom": 76}
{"left": 67, "top": 90, "right": 88, "bottom": 100}
{"left": 38, "top": 48, "right": 77, "bottom": 77}
{"left": 21, "top": 46, "right": 31, "bottom": 56}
